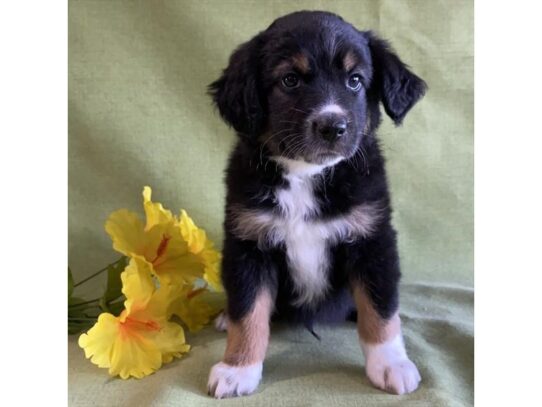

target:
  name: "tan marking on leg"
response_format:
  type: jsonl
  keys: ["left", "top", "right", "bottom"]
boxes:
{"left": 352, "top": 283, "right": 400, "bottom": 344}
{"left": 343, "top": 51, "right": 358, "bottom": 71}
{"left": 223, "top": 290, "right": 273, "bottom": 366}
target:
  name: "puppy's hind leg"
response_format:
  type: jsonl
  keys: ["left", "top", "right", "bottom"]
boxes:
{"left": 214, "top": 311, "right": 228, "bottom": 332}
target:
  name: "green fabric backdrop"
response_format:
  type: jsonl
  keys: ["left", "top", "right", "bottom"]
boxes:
{"left": 69, "top": 1, "right": 473, "bottom": 405}
{"left": 69, "top": 0, "right": 473, "bottom": 291}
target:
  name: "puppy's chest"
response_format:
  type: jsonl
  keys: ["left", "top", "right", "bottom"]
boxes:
{"left": 274, "top": 175, "right": 319, "bottom": 229}
{"left": 273, "top": 175, "right": 331, "bottom": 305}
{"left": 274, "top": 176, "right": 324, "bottom": 258}
{"left": 230, "top": 172, "right": 381, "bottom": 304}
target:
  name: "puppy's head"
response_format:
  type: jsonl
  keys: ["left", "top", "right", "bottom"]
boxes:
{"left": 210, "top": 11, "right": 426, "bottom": 165}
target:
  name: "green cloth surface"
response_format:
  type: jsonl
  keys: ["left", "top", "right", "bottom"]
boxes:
{"left": 68, "top": 284, "right": 473, "bottom": 406}
{"left": 68, "top": 0, "right": 473, "bottom": 405}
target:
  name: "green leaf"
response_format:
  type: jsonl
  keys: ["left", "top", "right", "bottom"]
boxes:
{"left": 68, "top": 267, "right": 74, "bottom": 298}
{"left": 108, "top": 299, "right": 125, "bottom": 316}
{"left": 68, "top": 296, "right": 87, "bottom": 318}
{"left": 68, "top": 320, "right": 94, "bottom": 335}
{"left": 67, "top": 257, "right": 127, "bottom": 335}
{"left": 103, "top": 257, "right": 127, "bottom": 304}
{"left": 97, "top": 257, "right": 127, "bottom": 316}
{"left": 99, "top": 297, "right": 109, "bottom": 313}
{"left": 68, "top": 296, "right": 88, "bottom": 306}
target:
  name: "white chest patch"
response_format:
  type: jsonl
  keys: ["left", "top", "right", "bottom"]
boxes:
{"left": 229, "top": 157, "right": 382, "bottom": 306}
{"left": 275, "top": 172, "right": 329, "bottom": 306}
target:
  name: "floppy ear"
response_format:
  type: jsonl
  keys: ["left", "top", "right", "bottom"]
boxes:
{"left": 366, "top": 32, "right": 427, "bottom": 125}
{"left": 208, "top": 35, "right": 266, "bottom": 138}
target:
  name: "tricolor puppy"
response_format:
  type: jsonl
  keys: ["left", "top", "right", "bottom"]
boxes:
{"left": 207, "top": 10, "right": 426, "bottom": 398}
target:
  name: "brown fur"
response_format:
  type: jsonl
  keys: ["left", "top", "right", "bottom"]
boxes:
{"left": 343, "top": 50, "right": 358, "bottom": 71}
{"left": 291, "top": 53, "right": 310, "bottom": 73}
{"left": 272, "top": 53, "right": 310, "bottom": 78}
{"left": 228, "top": 201, "right": 383, "bottom": 247}
{"left": 352, "top": 283, "right": 400, "bottom": 344}
{"left": 223, "top": 290, "right": 274, "bottom": 366}
{"left": 272, "top": 60, "right": 292, "bottom": 78}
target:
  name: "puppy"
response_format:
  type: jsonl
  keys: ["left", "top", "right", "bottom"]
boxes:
{"left": 207, "top": 11, "right": 426, "bottom": 398}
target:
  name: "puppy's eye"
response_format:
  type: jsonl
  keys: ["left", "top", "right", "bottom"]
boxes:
{"left": 347, "top": 74, "right": 362, "bottom": 91}
{"left": 282, "top": 73, "right": 300, "bottom": 88}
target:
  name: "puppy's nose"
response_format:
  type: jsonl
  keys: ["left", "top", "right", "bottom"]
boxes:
{"left": 313, "top": 114, "right": 348, "bottom": 142}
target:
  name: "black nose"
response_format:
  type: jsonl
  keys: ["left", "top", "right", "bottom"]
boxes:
{"left": 313, "top": 114, "right": 347, "bottom": 142}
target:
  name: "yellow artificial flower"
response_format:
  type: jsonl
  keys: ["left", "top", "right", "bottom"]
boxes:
{"left": 79, "top": 258, "right": 190, "bottom": 379}
{"left": 179, "top": 209, "right": 223, "bottom": 291}
{"left": 79, "top": 186, "right": 226, "bottom": 379}
{"left": 172, "top": 285, "right": 225, "bottom": 332}
{"left": 105, "top": 188, "right": 204, "bottom": 287}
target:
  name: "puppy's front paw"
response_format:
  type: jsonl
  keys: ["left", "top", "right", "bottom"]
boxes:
{"left": 207, "top": 362, "right": 263, "bottom": 399}
{"left": 366, "top": 358, "right": 421, "bottom": 395}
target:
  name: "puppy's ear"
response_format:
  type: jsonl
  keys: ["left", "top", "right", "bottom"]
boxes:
{"left": 209, "top": 35, "right": 265, "bottom": 138}
{"left": 366, "top": 32, "right": 427, "bottom": 125}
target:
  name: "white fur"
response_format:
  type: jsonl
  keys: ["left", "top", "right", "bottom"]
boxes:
{"left": 208, "top": 362, "right": 263, "bottom": 399}
{"left": 361, "top": 334, "right": 421, "bottom": 395}
{"left": 276, "top": 168, "right": 329, "bottom": 305}
{"left": 230, "top": 157, "right": 382, "bottom": 306}
{"left": 318, "top": 103, "right": 346, "bottom": 115}
{"left": 214, "top": 312, "right": 228, "bottom": 332}
{"left": 272, "top": 156, "right": 342, "bottom": 177}
{"left": 231, "top": 202, "right": 381, "bottom": 249}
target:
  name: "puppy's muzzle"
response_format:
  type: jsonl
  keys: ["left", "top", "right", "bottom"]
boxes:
{"left": 312, "top": 112, "right": 348, "bottom": 143}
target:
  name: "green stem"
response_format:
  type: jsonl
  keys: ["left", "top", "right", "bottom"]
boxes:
{"left": 68, "top": 298, "right": 100, "bottom": 308}
{"left": 73, "top": 257, "right": 126, "bottom": 288}
{"left": 108, "top": 297, "right": 125, "bottom": 306}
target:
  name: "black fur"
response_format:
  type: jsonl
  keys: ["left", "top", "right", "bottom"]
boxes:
{"left": 210, "top": 11, "right": 426, "bottom": 328}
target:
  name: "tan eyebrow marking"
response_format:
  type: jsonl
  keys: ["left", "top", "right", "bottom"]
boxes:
{"left": 272, "top": 60, "right": 292, "bottom": 78}
{"left": 272, "top": 53, "right": 310, "bottom": 78}
{"left": 291, "top": 53, "right": 310, "bottom": 74}
{"left": 343, "top": 50, "right": 358, "bottom": 71}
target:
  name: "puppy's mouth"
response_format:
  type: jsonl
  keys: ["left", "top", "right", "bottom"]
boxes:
{"left": 277, "top": 139, "right": 348, "bottom": 165}
{"left": 272, "top": 124, "right": 361, "bottom": 165}
{"left": 311, "top": 151, "right": 343, "bottom": 165}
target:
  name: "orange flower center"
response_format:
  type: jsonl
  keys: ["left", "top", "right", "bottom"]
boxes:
{"left": 151, "top": 234, "right": 171, "bottom": 265}
{"left": 119, "top": 317, "right": 161, "bottom": 339}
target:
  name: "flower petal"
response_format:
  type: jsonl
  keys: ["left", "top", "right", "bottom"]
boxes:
{"left": 109, "top": 328, "right": 162, "bottom": 379}
{"left": 179, "top": 210, "right": 207, "bottom": 254}
{"left": 78, "top": 313, "right": 120, "bottom": 369}
{"left": 201, "top": 247, "right": 223, "bottom": 292}
{"left": 172, "top": 287, "right": 225, "bottom": 332}
{"left": 154, "top": 321, "right": 191, "bottom": 363}
{"left": 141, "top": 282, "right": 183, "bottom": 319}
{"left": 154, "top": 249, "right": 204, "bottom": 287}
{"left": 121, "top": 257, "right": 155, "bottom": 315}
{"left": 148, "top": 224, "right": 204, "bottom": 286}
{"left": 105, "top": 209, "right": 148, "bottom": 257}
{"left": 143, "top": 186, "right": 175, "bottom": 231}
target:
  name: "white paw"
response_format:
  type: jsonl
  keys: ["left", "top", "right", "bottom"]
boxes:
{"left": 214, "top": 312, "right": 228, "bottom": 332}
{"left": 366, "top": 358, "right": 421, "bottom": 395}
{"left": 207, "top": 362, "right": 262, "bottom": 399}
{"left": 362, "top": 335, "right": 421, "bottom": 395}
